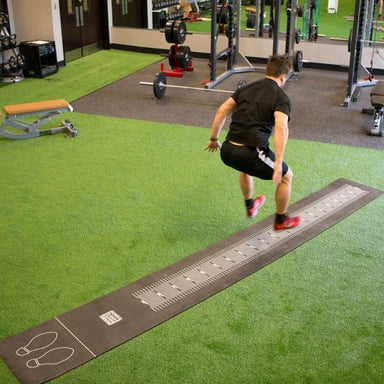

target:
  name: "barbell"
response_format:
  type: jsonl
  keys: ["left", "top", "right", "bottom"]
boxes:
{"left": 140, "top": 72, "right": 247, "bottom": 99}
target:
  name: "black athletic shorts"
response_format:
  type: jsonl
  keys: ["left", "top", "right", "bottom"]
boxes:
{"left": 220, "top": 140, "right": 289, "bottom": 180}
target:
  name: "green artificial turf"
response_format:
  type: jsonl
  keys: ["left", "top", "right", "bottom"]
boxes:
{"left": 0, "top": 51, "right": 383, "bottom": 384}
{"left": 0, "top": 49, "right": 162, "bottom": 106}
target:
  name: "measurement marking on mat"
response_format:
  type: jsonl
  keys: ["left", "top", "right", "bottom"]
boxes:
{"left": 132, "top": 184, "right": 369, "bottom": 312}
{"left": 55, "top": 318, "right": 97, "bottom": 358}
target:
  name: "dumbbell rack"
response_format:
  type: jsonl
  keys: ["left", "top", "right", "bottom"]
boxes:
{"left": 0, "top": 13, "right": 25, "bottom": 83}
{"left": 152, "top": 0, "right": 184, "bottom": 28}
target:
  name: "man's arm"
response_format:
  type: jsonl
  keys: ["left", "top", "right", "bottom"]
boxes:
{"left": 272, "top": 110, "right": 289, "bottom": 185}
{"left": 204, "top": 97, "right": 237, "bottom": 152}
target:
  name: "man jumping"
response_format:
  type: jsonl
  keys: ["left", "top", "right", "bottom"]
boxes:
{"left": 205, "top": 55, "right": 301, "bottom": 230}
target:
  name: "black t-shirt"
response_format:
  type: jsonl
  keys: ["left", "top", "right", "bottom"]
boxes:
{"left": 226, "top": 78, "right": 291, "bottom": 148}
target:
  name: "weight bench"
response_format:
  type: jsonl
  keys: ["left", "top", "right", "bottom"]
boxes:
{"left": 0, "top": 99, "right": 78, "bottom": 140}
{"left": 362, "top": 81, "right": 384, "bottom": 136}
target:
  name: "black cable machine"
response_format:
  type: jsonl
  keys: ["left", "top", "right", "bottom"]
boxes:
{"left": 206, "top": 0, "right": 302, "bottom": 89}
{"left": 246, "top": 0, "right": 276, "bottom": 39}
{"left": 206, "top": 0, "right": 256, "bottom": 88}
{"left": 256, "top": 0, "right": 304, "bottom": 74}
{"left": 344, "top": 0, "right": 377, "bottom": 107}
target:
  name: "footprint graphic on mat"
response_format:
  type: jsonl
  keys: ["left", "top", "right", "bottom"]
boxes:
{"left": 16, "top": 331, "right": 58, "bottom": 356}
{"left": 26, "top": 347, "right": 75, "bottom": 368}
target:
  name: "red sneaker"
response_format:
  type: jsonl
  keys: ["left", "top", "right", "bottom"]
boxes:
{"left": 274, "top": 215, "right": 301, "bottom": 230}
{"left": 247, "top": 195, "right": 266, "bottom": 218}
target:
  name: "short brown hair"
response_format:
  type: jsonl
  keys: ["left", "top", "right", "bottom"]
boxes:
{"left": 265, "top": 55, "right": 291, "bottom": 78}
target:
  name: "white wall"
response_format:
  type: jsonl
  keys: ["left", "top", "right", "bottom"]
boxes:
{"left": 11, "top": 0, "right": 52, "bottom": 41}
{"left": 8, "top": 0, "right": 64, "bottom": 62}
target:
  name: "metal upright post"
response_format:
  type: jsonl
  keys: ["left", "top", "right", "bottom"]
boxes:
{"left": 344, "top": 0, "right": 374, "bottom": 106}
{"left": 235, "top": 0, "right": 241, "bottom": 58}
{"left": 210, "top": 0, "right": 217, "bottom": 83}
{"left": 255, "top": 0, "right": 260, "bottom": 36}
{"left": 260, "top": 0, "right": 266, "bottom": 37}
{"left": 273, "top": 0, "right": 281, "bottom": 55}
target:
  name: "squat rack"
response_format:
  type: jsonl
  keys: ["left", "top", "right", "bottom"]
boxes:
{"left": 205, "top": 0, "right": 256, "bottom": 89}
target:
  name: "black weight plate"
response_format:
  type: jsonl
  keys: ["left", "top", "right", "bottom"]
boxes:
{"left": 176, "top": 46, "right": 191, "bottom": 69}
{"left": 173, "top": 21, "right": 187, "bottom": 44}
{"left": 225, "top": 24, "right": 236, "bottom": 38}
{"left": 168, "top": 45, "right": 176, "bottom": 67}
{"left": 293, "top": 50, "right": 303, "bottom": 72}
{"left": 165, "top": 21, "right": 175, "bottom": 43}
{"left": 153, "top": 72, "right": 167, "bottom": 99}
{"left": 295, "top": 29, "right": 301, "bottom": 44}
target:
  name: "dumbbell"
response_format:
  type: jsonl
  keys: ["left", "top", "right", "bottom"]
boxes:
{"left": 17, "top": 53, "right": 25, "bottom": 69}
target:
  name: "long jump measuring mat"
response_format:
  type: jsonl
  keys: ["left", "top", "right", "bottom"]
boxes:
{"left": 0, "top": 179, "right": 382, "bottom": 383}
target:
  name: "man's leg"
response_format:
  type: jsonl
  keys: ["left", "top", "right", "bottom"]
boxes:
{"left": 275, "top": 168, "right": 292, "bottom": 214}
{"left": 239, "top": 172, "right": 265, "bottom": 218}
{"left": 239, "top": 172, "right": 253, "bottom": 200}
{"left": 274, "top": 168, "right": 301, "bottom": 230}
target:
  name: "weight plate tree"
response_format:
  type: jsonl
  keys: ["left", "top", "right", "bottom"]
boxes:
{"left": 164, "top": 20, "right": 187, "bottom": 45}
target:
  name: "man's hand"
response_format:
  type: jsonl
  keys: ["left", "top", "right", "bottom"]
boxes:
{"left": 272, "top": 164, "right": 283, "bottom": 185}
{"left": 272, "top": 110, "right": 289, "bottom": 185}
{"left": 204, "top": 140, "right": 221, "bottom": 152}
{"left": 205, "top": 97, "right": 235, "bottom": 153}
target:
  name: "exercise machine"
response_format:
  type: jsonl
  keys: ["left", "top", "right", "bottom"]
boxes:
{"left": 362, "top": 81, "right": 384, "bottom": 136}
{"left": 246, "top": 0, "right": 274, "bottom": 38}
{"left": 285, "top": 0, "right": 304, "bottom": 74}
{"left": 0, "top": 99, "right": 77, "bottom": 140}
{"left": 205, "top": 0, "right": 256, "bottom": 88}
{"left": 301, "top": 0, "right": 320, "bottom": 41}
{"left": 344, "top": 0, "right": 377, "bottom": 107}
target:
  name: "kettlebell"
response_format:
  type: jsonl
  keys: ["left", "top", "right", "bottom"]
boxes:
{"left": 0, "top": 13, "right": 9, "bottom": 29}
{"left": 16, "top": 53, "right": 25, "bottom": 69}
{"left": 9, "top": 56, "right": 18, "bottom": 71}
{"left": 2, "top": 36, "right": 10, "bottom": 50}
{"left": 10, "top": 34, "right": 17, "bottom": 48}
{"left": 2, "top": 60, "right": 11, "bottom": 74}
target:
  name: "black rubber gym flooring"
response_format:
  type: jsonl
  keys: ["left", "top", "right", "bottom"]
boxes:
{"left": 1, "top": 179, "right": 381, "bottom": 384}
{"left": 71, "top": 57, "right": 384, "bottom": 150}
